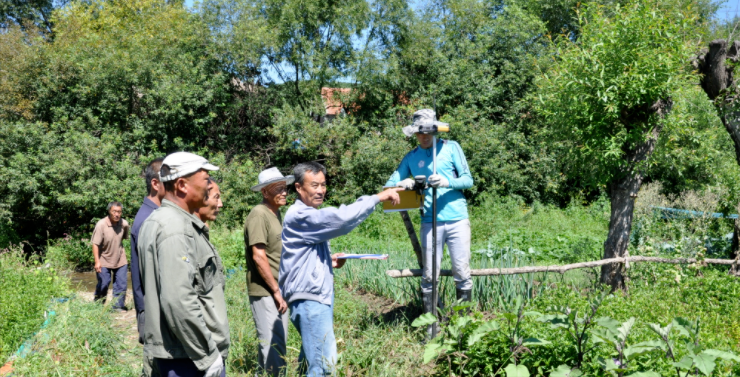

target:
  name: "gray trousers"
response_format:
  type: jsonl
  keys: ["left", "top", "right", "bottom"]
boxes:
{"left": 249, "top": 295, "right": 289, "bottom": 377}
{"left": 421, "top": 219, "right": 472, "bottom": 294}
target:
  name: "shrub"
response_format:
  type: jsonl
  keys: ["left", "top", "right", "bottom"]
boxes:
{"left": 45, "top": 233, "right": 94, "bottom": 271}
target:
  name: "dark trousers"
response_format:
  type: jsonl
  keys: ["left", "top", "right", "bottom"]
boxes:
{"left": 155, "top": 358, "right": 226, "bottom": 377}
{"left": 94, "top": 265, "right": 128, "bottom": 309}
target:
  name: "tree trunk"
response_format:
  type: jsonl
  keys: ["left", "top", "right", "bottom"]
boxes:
{"left": 600, "top": 99, "right": 671, "bottom": 290}
{"left": 696, "top": 40, "right": 740, "bottom": 271}
{"left": 600, "top": 175, "right": 642, "bottom": 290}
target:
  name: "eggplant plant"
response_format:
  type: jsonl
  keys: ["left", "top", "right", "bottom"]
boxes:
{"left": 589, "top": 316, "right": 663, "bottom": 377}
{"left": 537, "top": 292, "right": 606, "bottom": 372}
{"left": 412, "top": 295, "right": 548, "bottom": 376}
{"left": 649, "top": 317, "right": 740, "bottom": 376}
{"left": 411, "top": 300, "right": 499, "bottom": 370}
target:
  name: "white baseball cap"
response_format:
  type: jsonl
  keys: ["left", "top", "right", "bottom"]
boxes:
{"left": 160, "top": 152, "right": 219, "bottom": 182}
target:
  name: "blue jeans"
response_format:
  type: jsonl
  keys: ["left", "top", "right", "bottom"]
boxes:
{"left": 94, "top": 265, "right": 128, "bottom": 309}
{"left": 289, "top": 300, "right": 336, "bottom": 377}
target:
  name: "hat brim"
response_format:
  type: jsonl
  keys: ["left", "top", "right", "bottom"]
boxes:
{"left": 250, "top": 176, "right": 295, "bottom": 192}
{"left": 403, "top": 120, "right": 449, "bottom": 137}
{"left": 160, "top": 163, "right": 221, "bottom": 182}
{"left": 202, "top": 163, "right": 220, "bottom": 172}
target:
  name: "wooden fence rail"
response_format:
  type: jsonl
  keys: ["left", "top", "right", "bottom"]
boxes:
{"left": 385, "top": 256, "right": 736, "bottom": 278}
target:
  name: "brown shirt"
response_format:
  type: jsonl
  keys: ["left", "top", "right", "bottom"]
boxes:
{"left": 244, "top": 204, "right": 282, "bottom": 297}
{"left": 91, "top": 216, "right": 129, "bottom": 269}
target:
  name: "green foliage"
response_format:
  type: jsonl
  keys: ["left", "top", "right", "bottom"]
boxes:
{"left": 45, "top": 233, "right": 93, "bottom": 270}
{"left": 504, "top": 363, "right": 531, "bottom": 377}
{"left": 535, "top": 0, "right": 701, "bottom": 189}
{"left": 538, "top": 293, "right": 607, "bottom": 368}
{"left": 648, "top": 86, "right": 732, "bottom": 196}
{"left": 42, "top": 0, "right": 231, "bottom": 148}
{"left": 412, "top": 301, "right": 500, "bottom": 368}
{"left": 0, "top": 23, "right": 44, "bottom": 121}
{"left": 0, "top": 221, "right": 20, "bottom": 249}
{"left": 0, "top": 121, "right": 149, "bottom": 242}
{"left": 208, "top": 226, "right": 246, "bottom": 271}
{"left": 208, "top": 154, "right": 263, "bottom": 230}
{"left": 0, "top": 247, "right": 69, "bottom": 362}
{"left": 649, "top": 318, "right": 740, "bottom": 376}
{"left": 416, "top": 295, "right": 549, "bottom": 376}
{"left": 0, "top": 0, "right": 57, "bottom": 32}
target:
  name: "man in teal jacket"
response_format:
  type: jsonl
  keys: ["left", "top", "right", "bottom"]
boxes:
{"left": 385, "top": 109, "right": 474, "bottom": 317}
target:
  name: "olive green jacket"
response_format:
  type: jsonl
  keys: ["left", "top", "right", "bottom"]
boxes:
{"left": 138, "top": 199, "right": 229, "bottom": 370}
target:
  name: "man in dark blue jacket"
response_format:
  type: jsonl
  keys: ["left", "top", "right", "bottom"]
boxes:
{"left": 131, "top": 157, "right": 165, "bottom": 377}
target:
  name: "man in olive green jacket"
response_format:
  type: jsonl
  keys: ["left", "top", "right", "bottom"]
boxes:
{"left": 138, "top": 152, "right": 229, "bottom": 377}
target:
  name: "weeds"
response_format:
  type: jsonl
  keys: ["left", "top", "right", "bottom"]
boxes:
{"left": 0, "top": 247, "right": 69, "bottom": 362}
{"left": 10, "top": 297, "right": 139, "bottom": 376}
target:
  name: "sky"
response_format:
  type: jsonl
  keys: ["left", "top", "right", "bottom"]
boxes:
{"left": 719, "top": 0, "right": 740, "bottom": 21}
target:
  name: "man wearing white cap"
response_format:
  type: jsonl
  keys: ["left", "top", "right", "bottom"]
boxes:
{"left": 138, "top": 152, "right": 229, "bottom": 377}
{"left": 244, "top": 167, "right": 293, "bottom": 376}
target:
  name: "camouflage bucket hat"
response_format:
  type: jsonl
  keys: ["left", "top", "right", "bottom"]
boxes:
{"left": 402, "top": 109, "right": 449, "bottom": 137}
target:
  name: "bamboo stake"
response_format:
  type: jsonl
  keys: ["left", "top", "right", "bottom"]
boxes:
{"left": 385, "top": 256, "right": 737, "bottom": 278}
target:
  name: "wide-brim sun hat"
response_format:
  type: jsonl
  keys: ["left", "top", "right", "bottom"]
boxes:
{"left": 402, "top": 108, "right": 449, "bottom": 137}
{"left": 160, "top": 152, "right": 219, "bottom": 182}
{"left": 251, "top": 167, "right": 295, "bottom": 192}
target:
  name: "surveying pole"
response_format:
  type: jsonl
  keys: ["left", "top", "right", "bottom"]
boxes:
{"left": 417, "top": 111, "right": 449, "bottom": 339}
{"left": 431, "top": 131, "right": 439, "bottom": 338}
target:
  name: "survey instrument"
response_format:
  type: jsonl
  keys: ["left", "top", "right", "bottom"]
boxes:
{"left": 382, "top": 189, "right": 423, "bottom": 212}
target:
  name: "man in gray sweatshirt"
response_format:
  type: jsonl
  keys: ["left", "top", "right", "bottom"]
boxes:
{"left": 278, "top": 161, "right": 402, "bottom": 376}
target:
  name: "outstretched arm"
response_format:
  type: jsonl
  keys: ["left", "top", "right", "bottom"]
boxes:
{"left": 290, "top": 189, "right": 403, "bottom": 245}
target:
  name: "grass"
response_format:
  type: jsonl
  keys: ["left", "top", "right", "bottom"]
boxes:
{"left": 8, "top": 192, "right": 740, "bottom": 376}
{"left": 224, "top": 271, "right": 427, "bottom": 376}
{"left": 10, "top": 297, "right": 140, "bottom": 377}
{"left": 0, "top": 248, "right": 70, "bottom": 363}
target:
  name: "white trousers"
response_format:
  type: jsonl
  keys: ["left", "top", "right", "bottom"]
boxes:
{"left": 420, "top": 219, "right": 472, "bottom": 294}
{"left": 249, "top": 295, "right": 290, "bottom": 377}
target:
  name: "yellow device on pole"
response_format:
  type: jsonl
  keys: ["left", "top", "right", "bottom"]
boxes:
{"left": 382, "top": 189, "right": 423, "bottom": 212}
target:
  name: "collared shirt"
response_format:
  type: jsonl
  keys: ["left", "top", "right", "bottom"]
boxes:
{"left": 278, "top": 196, "right": 379, "bottom": 305}
{"left": 385, "top": 138, "right": 473, "bottom": 223}
{"left": 130, "top": 196, "right": 160, "bottom": 313}
{"left": 91, "top": 216, "right": 129, "bottom": 269}
{"left": 138, "top": 199, "right": 229, "bottom": 371}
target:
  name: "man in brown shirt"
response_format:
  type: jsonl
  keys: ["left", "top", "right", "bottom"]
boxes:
{"left": 91, "top": 201, "right": 130, "bottom": 311}
{"left": 244, "top": 167, "right": 293, "bottom": 377}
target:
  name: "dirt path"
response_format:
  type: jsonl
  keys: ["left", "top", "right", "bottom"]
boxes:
{"left": 76, "top": 289, "right": 143, "bottom": 371}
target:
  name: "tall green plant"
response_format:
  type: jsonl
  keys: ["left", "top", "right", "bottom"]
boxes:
{"left": 649, "top": 318, "right": 740, "bottom": 376}
{"left": 538, "top": 293, "right": 607, "bottom": 370}
{"left": 535, "top": 0, "right": 702, "bottom": 289}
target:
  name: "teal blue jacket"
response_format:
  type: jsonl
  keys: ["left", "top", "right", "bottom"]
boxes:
{"left": 385, "top": 139, "right": 473, "bottom": 223}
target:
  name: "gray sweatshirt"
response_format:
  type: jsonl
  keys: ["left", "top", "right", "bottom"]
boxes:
{"left": 278, "top": 196, "right": 380, "bottom": 305}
